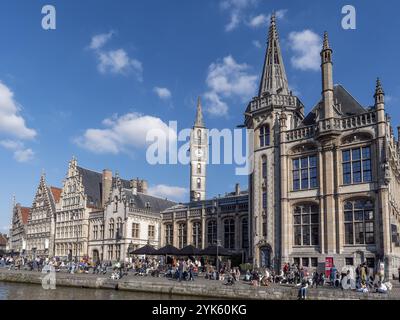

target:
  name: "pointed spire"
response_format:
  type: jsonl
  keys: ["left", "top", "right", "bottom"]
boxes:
{"left": 375, "top": 77, "right": 384, "bottom": 97}
{"left": 323, "top": 31, "right": 330, "bottom": 50}
{"left": 194, "top": 97, "right": 205, "bottom": 128}
{"left": 258, "top": 12, "right": 289, "bottom": 96}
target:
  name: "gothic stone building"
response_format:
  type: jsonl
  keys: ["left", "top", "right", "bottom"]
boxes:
{"left": 88, "top": 174, "right": 175, "bottom": 263}
{"left": 245, "top": 14, "right": 400, "bottom": 277}
{"left": 160, "top": 99, "right": 250, "bottom": 258}
{"left": 9, "top": 203, "right": 30, "bottom": 254}
{"left": 26, "top": 174, "right": 61, "bottom": 258}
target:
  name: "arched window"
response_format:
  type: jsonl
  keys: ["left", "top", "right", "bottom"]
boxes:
{"left": 197, "top": 129, "right": 202, "bottom": 144}
{"left": 242, "top": 218, "right": 249, "bottom": 249}
{"left": 109, "top": 218, "right": 115, "bottom": 238}
{"left": 178, "top": 223, "right": 187, "bottom": 249}
{"left": 114, "top": 196, "right": 118, "bottom": 212}
{"left": 293, "top": 204, "right": 319, "bottom": 246}
{"left": 259, "top": 125, "right": 270, "bottom": 147}
{"left": 192, "top": 222, "right": 201, "bottom": 248}
{"left": 197, "top": 163, "right": 201, "bottom": 174}
{"left": 165, "top": 224, "right": 173, "bottom": 245}
{"left": 116, "top": 218, "right": 123, "bottom": 238}
{"left": 224, "top": 219, "right": 235, "bottom": 249}
{"left": 344, "top": 199, "right": 374, "bottom": 245}
{"left": 207, "top": 220, "right": 217, "bottom": 245}
{"left": 197, "top": 178, "right": 201, "bottom": 189}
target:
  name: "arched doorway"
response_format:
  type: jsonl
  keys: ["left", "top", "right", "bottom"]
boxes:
{"left": 93, "top": 250, "right": 100, "bottom": 263}
{"left": 259, "top": 245, "right": 272, "bottom": 268}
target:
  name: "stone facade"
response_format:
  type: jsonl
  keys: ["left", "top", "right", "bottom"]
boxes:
{"left": 88, "top": 174, "right": 174, "bottom": 263}
{"left": 26, "top": 174, "right": 61, "bottom": 258}
{"left": 9, "top": 203, "right": 30, "bottom": 254}
{"left": 245, "top": 15, "right": 400, "bottom": 278}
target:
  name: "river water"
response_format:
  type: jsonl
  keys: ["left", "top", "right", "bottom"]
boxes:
{"left": 0, "top": 281, "right": 199, "bottom": 300}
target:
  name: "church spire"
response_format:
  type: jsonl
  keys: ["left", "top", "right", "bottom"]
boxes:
{"left": 194, "top": 97, "right": 205, "bottom": 128}
{"left": 258, "top": 12, "right": 289, "bottom": 97}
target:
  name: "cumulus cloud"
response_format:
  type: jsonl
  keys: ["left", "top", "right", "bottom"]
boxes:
{"left": 148, "top": 184, "right": 188, "bottom": 202}
{"left": 252, "top": 40, "right": 261, "bottom": 48}
{"left": 203, "top": 55, "right": 257, "bottom": 116}
{"left": 248, "top": 9, "right": 287, "bottom": 28}
{"left": 75, "top": 112, "right": 176, "bottom": 155}
{"left": 89, "top": 32, "right": 143, "bottom": 80}
{"left": 0, "top": 82, "right": 36, "bottom": 140}
{"left": 153, "top": 87, "right": 172, "bottom": 100}
{"left": 89, "top": 31, "right": 114, "bottom": 50}
{"left": 0, "top": 139, "right": 34, "bottom": 163}
{"left": 288, "top": 30, "right": 322, "bottom": 71}
{"left": 0, "top": 82, "right": 36, "bottom": 162}
{"left": 220, "top": 0, "right": 258, "bottom": 31}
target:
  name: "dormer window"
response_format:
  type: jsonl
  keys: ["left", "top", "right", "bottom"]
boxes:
{"left": 145, "top": 202, "right": 151, "bottom": 209}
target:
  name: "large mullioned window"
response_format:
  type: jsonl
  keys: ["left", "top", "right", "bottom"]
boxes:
{"left": 293, "top": 155, "right": 318, "bottom": 191}
{"left": 192, "top": 222, "right": 201, "bottom": 248}
{"left": 294, "top": 204, "right": 319, "bottom": 246}
{"left": 178, "top": 223, "right": 187, "bottom": 249}
{"left": 342, "top": 146, "right": 372, "bottom": 185}
{"left": 207, "top": 220, "right": 217, "bottom": 246}
{"left": 344, "top": 199, "right": 374, "bottom": 245}
{"left": 224, "top": 219, "right": 235, "bottom": 249}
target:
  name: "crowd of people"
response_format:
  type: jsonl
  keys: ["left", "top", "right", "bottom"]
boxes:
{"left": 1, "top": 253, "right": 398, "bottom": 299}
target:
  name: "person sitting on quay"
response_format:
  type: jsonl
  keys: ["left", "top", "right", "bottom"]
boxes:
{"left": 298, "top": 277, "right": 309, "bottom": 300}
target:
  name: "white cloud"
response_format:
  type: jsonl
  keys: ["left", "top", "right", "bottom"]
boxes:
{"left": 0, "top": 139, "right": 34, "bottom": 163}
{"left": 0, "top": 82, "right": 36, "bottom": 140}
{"left": 288, "top": 30, "right": 322, "bottom": 71}
{"left": 220, "top": 0, "right": 258, "bottom": 32}
{"left": 98, "top": 49, "right": 143, "bottom": 79}
{"left": 248, "top": 10, "right": 287, "bottom": 28}
{"left": 89, "top": 31, "right": 114, "bottom": 50}
{"left": 89, "top": 32, "right": 143, "bottom": 81}
{"left": 75, "top": 112, "right": 176, "bottom": 155}
{"left": 204, "top": 55, "right": 257, "bottom": 116}
{"left": 252, "top": 40, "right": 261, "bottom": 48}
{"left": 148, "top": 184, "right": 188, "bottom": 202}
{"left": 153, "top": 87, "right": 172, "bottom": 100}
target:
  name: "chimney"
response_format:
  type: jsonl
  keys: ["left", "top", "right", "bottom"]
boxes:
{"left": 102, "top": 169, "right": 112, "bottom": 207}
{"left": 138, "top": 179, "right": 148, "bottom": 194}
{"left": 130, "top": 179, "right": 138, "bottom": 195}
{"left": 235, "top": 183, "right": 240, "bottom": 195}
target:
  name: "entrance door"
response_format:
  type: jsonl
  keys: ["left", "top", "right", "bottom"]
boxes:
{"left": 93, "top": 250, "right": 99, "bottom": 263}
{"left": 260, "top": 246, "right": 271, "bottom": 268}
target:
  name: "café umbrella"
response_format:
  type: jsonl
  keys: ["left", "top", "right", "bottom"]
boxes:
{"left": 129, "top": 244, "right": 158, "bottom": 255}
{"left": 200, "top": 245, "right": 232, "bottom": 256}
{"left": 178, "top": 245, "right": 201, "bottom": 256}
{"left": 155, "top": 245, "right": 181, "bottom": 256}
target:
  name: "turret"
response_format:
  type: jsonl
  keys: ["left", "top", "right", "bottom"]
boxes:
{"left": 321, "top": 32, "right": 334, "bottom": 120}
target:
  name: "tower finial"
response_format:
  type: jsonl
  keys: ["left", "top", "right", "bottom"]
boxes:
{"left": 194, "top": 97, "right": 205, "bottom": 128}
{"left": 375, "top": 77, "right": 384, "bottom": 96}
{"left": 323, "top": 31, "right": 330, "bottom": 50}
{"left": 258, "top": 12, "right": 289, "bottom": 96}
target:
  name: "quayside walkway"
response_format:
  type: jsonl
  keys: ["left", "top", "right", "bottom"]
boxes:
{"left": 0, "top": 269, "right": 399, "bottom": 300}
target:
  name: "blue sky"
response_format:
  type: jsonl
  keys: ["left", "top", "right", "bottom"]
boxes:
{"left": 1, "top": 0, "right": 399, "bottom": 232}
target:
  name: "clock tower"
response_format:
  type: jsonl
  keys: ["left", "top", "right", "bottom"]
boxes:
{"left": 190, "top": 97, "right": 207, "bottom": 202}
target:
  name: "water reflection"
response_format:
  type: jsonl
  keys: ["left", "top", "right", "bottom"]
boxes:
{"left": 0, "top": 281, "right": 199, "bottom": 300}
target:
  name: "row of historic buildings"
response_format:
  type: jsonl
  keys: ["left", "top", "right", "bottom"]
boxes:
{"left": 7, "top": 15, "right": 400, "bottom": 278}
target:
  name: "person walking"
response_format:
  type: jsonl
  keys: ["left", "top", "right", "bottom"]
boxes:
{"left": 178, "top": 260, "right": 184, "bottom": 282}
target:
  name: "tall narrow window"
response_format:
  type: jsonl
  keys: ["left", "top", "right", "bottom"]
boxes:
{"left": 242, "top": 218, "right": 249, "bottom": 249}
{"left": 192, "top": 222, "right": 201, "bottom": 248}
{"left": 293, "top": 155, "right": 318, "bottom": 191}
{"left": 178, "top": 223, "right": 187, "bottom": 249}
{"left": 344, "top": 199, "right": 374, "bottom": 245}
{"left": 262, "top": 157, "right": 267, "bottom": 179}
{"left": 132, "top": 223, "right": 139, "bottom": 238}
{"left": 293, "top": 204, "right": 319, "bottom": 246}
{"left": 259, "top": 125, "right": 270, "bottom": 147}
{"left": 114, "top": 196, "right": 118, "bottom": 212}
{"left": 109, "top": 219, "right": 114, "bottom": 238}
{"left": 343, "top": 146, "right": 372, "bottom": 185}
{"left": 207, "top": 220, "right": 217, "bottom": 245}
{"left": 262, "top": 192, "right": 267, "bottom": 209}
{"left": 197, "top": 163, "right": 201, "bottom": 174}
{"left": 148, "top": 225, "right": 155, "bottom": 239}
{"left": 197, "top": 178, "right": 201, "bottom": 189}
{"left": 224, "top": 219, "right": 235, "bottom": 250}
{"left": 165, "top": 224, "right": 173, "bottom": 245}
